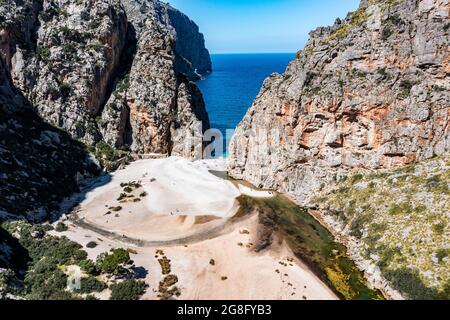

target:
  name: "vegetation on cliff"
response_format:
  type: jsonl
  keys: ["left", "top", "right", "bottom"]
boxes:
{"left": 313, "top": 154, "right": 450, "bottom": 299}
{"left": 228, "top": 0, "right": 449, "bottom": 300}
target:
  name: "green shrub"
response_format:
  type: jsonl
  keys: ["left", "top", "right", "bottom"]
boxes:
{"left": 88, "top": 141, "right": 129, "bottom": 168}
{"left": 432, "top": 223, "right": 445, "bottom": 236}
{"left": 13, "top": 224, "right": 87, "bottom": 265}
{"left": 388, "top": 201, "right": 412, "bottom": 216}
{"left": 350, "top": 174, "right": 364, "bottom": 184}
{"left": 398, "top": 80, "right": 416, "bottom": 99}
{"left": 381, "top": 27, "right": 393, "bottom": 40}
{"left": 123, "top": 186, "right": 133, "bottom": 193}
{"left": 61, "top": 43, "right": 77, "bottom": 56}
{"left": 109, "top": 280, "right": 147, "bottom": 300}
{"left": 442, "top": 22, "right": 449, "bottom": 32}
{"left": 96, "top": 248, "right": 131, "bottom": 275}
{"left": 384, "top": 268, "right": 439, "bottom": 300}
{"left": 349, "top": 213, "right": 371, "bottom": 239}
{"left": 425, "top": 175, "right": 449, "bottom": 194}
{"left": 117, "top": 193, "right": 128, "bottom": 201}
{"left": 37, "top": 47, "right": 51, "bottom": 61}
{"left": 304, "top": 72, "right": 317, "bottom": 87}
{"left": 2, "top": 222, "right": 92, "bottom": 299}
{"left": 23, "top": 258, "right": 70, "bottom": 300}
{"left": 55, "top": 222, "right": 68, "bottom": 232}
{"left": 116, "top": 75, "right": 130, "bottom": 93}
{"left": 86, "top": 241, "right": 97, "bottom": 249}
{"left": 327, "top": 7, "right": 367, "bottom": 41}
{"left": 75, "top": 276, "right": 107, "bottom": 294}
{"left": 59, "top": 82, "right": 72, "bottom": 100}
{"left": 79, "top": 259, "right": 100, "bottom": 276}
{"left": 436, "top": 249, "right": 449, "bottom": 263}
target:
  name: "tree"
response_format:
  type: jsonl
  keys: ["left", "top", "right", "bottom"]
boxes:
{"left": 55, "top": 222, "right": 68, "bottom": 232}
{"left": 109, "top": 280, "right": 147, "bottom": 300}
{"left": 79, "top": 259, "right": 100, "bottom": 276}
{"left": 96, "top": 248, "right": 132, "bottom": 275}
{"left": 75, "top": 276, "right": 107, "bottom": 294}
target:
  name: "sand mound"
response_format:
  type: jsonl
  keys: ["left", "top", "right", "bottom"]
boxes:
{"left": 61, "top": 157, "right": 337, "bottom": 300}
{"left": 76, "top": 157, "right": 240, "bottom": 242}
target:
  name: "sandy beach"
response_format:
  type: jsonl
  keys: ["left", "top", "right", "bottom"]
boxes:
{"left": 56, "top": 157, "right": 337, "bottom": 300}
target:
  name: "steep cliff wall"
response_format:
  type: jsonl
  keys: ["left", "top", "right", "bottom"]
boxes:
{"left": 228, "top": 0, "right": 450, "bottom": 300}
{"left": 0, "top": 0, "right": 128, "bottom": 145}
{"left": 0, "top": 0, "right": 210, "bottom": 158}
{"left": 99, "top": 0, "right": 210, "bottom": 157}
{"left": 0, "top": 59, "right": 99, "bottom": 221}
{"left": 166, "top": 4, "right": 212, "bottom": 80}
{"left": 229, "top": 0, "right": 449, "bottom": 205}
{"left": 122, "top": 0, "right": 212, "bottom": 80}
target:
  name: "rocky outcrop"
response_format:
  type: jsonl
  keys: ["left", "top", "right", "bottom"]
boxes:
{"left": 1, "top": 0, "right": 211, "bottom": 158}
{"left": 99, "top": 0, "right": 210, "bottom": 158}
{"left": 0, "top": 58, "right": 99, "bottom": 221}
{"left": 122, "top": 0, "right": 211, "bottom": 80}
{"left": 166, "top": 4, "right": 212, "bottom": 80}
{"left": 228, "top": 0, "right": 449, "bottom": 300}
{"left": 229, "top": 0, "right": 450, "bottom": 205}
{"left": 312, "top": 154, "right": 450, "bottom": 300}
{"left": 1, "top": 0, "right": 128, "bottom": 145}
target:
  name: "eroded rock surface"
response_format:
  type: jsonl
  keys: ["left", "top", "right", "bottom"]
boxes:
{"left": 0, "top": 58, "right": 99, "bottom": 221}
{"left": 1, "top": 0, "right": 128, "bottom": 145}
{"left": 101, "top": 0, "right": 211, "bottom": 156}
{"left": 0, "top": 0, "right": 211, "bottom": 158}
{"left": 122, "top": 0, "right": 212, "bottom": 80}
{"left": 229, "top": 0, "right": 450, "bottom": 205}
{"left": 313, "top": 154, "right": 450, "bottom": 300}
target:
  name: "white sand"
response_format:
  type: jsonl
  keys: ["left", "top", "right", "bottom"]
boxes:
{"left": 81, "top": 157, "right": 240, "bottom": 218}
{"left": 59, "top": 213, "right": 337, "bottom": 300}
{"left": 56, "top": 157, "right": 337, "bottom": 300}
{"left": 75, "top": 157, "right": 241, "bottom": 242}
{"left": 238, "top": 184, "right": 275, "bottom": 198}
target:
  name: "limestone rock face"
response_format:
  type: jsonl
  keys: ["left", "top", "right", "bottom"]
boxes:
{"left": 0, "top": 58, "right": 99, "bottom": 221}
{"left": 166, "top": 4, "right": 212, "bottom": 80}
{"left": 1, "top": 0, "right": 128, "bottom": 145}
{"left": 122, "top": 0, "right": 212, "bottom": 80}
{"left": 99, "top": 0, "right": 210, "bottom": 157}
{"left": 0, "top": 0, "right": 210, "bottom": 158}
{"left": 229, "top": 0, "right": 450, "bottom": 205}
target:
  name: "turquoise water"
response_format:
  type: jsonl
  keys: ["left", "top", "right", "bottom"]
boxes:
{"left": 197, "top": 53, "right": 295, "bottom": 153}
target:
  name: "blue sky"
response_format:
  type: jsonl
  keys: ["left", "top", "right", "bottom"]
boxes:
{"left": 168, "top": 0, "right": 361, "bottom": 53}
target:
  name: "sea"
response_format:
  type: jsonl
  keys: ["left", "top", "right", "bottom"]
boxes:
{"left": 196, "top": 53, "right": 295, "bottom": 154}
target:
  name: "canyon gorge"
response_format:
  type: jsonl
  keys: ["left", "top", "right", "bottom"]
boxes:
{"left": 1, "top": 0, "right": 449, "bottom": 301}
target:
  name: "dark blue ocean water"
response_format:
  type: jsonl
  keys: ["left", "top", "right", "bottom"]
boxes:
{"left": 197, "top": 53, "right": 295, "bottom": 152}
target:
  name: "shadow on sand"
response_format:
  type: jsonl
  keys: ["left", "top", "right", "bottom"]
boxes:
{"left": 49, "top": 173, "right": 113, "bottom": 224}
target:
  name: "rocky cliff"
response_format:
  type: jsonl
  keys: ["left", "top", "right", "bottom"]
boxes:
{"left": 313, "top": 154, "right": 449, "bottom": 300}
{"left": 228, "top": 0, "right": 449, "bottom": 300}
{"left": 0, "top": 0, "right": 210, "bottom": 158}
{"left": 229, "top": 0, "right": 449, "bottom": 205}
{"left": 101, "top": 0, "right": 210, "bottom": 156}
{"left": 0, "top": 58, "right": 99, "bottom": 221}
{"left": 166, "top": 4, "right": 212, "bottom": 80}
{"left": 121, "top": 0, "right": 212, "bottom": 80}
